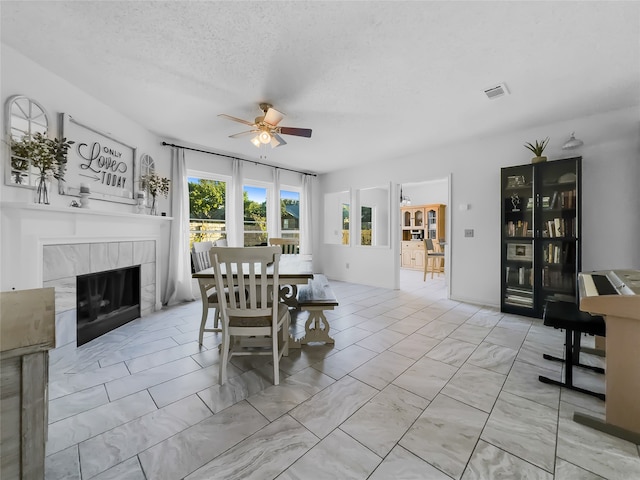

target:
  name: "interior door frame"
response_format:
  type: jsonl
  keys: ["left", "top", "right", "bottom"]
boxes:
{"left": 394, "top": 173, "right": 452, "bottom": 299}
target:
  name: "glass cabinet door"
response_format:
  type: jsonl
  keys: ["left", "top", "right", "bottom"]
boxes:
{"left": 537, "top": 158, "right": 580, "bottom": 305}
{"left": 502, "top": 165, "right": 535, "bottom": 312}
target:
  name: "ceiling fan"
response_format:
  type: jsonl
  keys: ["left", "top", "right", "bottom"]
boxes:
{"left": 219, "top": 103, "right": 312, "bottom": 148}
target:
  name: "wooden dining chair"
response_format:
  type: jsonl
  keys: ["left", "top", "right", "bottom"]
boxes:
{"left": 424, "top": 238, "right": 445, "bottom": 280}
{"left": 210, "top": 246, "right": 290, "bottom": 385}
{"left": 191, "top": 241, "right": 222, "bottom": 345}
{"left": 269, "top": 237, "right": 299, "bottom": 254}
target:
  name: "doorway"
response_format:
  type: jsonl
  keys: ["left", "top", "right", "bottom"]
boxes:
{"left": 398, "top": 176, "right": 451, "bottom": 295}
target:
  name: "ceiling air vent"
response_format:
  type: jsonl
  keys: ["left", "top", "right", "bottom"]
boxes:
{"left": 484, "top": 83, "right": 509, "bottom": 100}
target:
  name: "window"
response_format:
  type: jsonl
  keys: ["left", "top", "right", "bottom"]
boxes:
{"left": 188, "top": 174, "right": 227, "bottom": 248}
{"left": 361, "top": 206, "right": 372, "bottom": 246}
{"left": 280, "top": 189, "right": 300, "bottom": 241}
{"left": 244, "top": 184, "right": 268, "bottom": 246}
{"left": 342, "top": 202, "right": 350, "bottom": 245}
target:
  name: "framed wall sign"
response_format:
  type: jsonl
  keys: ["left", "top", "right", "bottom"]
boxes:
{"left": 61, "top": 113, "right": 136, "bottom": 204}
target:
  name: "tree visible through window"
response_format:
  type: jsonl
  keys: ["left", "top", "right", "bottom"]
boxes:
{"left": 281, "top": 189, "right": 300, "bottom": 241}
{"left": 244, "top": 185, "right": 268, "bottom": 246}
{"left": 188, "top": 177, "right": 226, "bottom": 248}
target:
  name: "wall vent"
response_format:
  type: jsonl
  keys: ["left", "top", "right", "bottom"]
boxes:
{"left": 484, "top": 83, "right": 509, "bottom": 99}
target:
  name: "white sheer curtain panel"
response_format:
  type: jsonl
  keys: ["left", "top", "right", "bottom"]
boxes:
{"left": 228, "top": 159, "right": 244, "bottom": 246}
{"left": 269, "top": 168, "right": 281, "bottom": 238}
{"left": 300, "top": 174, "right": 313, "bottom": 254}
{"left": 163, "top": 147, "right": 195, "bottom": 305}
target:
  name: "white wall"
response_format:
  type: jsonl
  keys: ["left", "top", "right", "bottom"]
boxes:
{"left": 315, "top": 107, "right": 640, "bottom": 305}
{"left": 402, "top": 178, "right": 448, "bottom": 206}
{"left": 1, "top": 44, "right": 173, "bottom": 297}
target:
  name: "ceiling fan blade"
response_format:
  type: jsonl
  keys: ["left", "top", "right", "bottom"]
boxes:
{"left": 264, "top": 107, "right": 284, "bottom": 126}
{"left": 229, "top": 130, "right": 259, "bottom": 138}
{"left": 218, "top": 114, "right": 256, "bottom": 127}
{"left": 270, "top": 133, "right": 287, "bottom": 148}
{"left": 279, "top": 127, "right": 312, "bottom": 138}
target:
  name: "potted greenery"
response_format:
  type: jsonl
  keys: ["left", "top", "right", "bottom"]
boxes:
{"left": 524, "top": 137, "right": 550, "bottom": 163}
{"left": 10, "top": 132, "right": 75, "bottom": 203}
{"left": 141, "top": 172, "right": 170, "bottom": 215}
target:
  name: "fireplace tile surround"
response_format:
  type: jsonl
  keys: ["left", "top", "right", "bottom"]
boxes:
{"left": 43, "top": 240, "right": 156, "bottom": 347}
{"left": 0, "top": 202, "right": 171, "bottom": 349}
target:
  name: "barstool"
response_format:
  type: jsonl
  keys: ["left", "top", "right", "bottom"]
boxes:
{"left": 538, "top": 300, "right": 606, "bottom": 400}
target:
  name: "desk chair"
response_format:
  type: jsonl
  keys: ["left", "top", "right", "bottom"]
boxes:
{"left": 269, "top": 237, "right": 299, "bottom": 254}
{"left": 424, "top": 238, "right": 444, "bottom": 280}
{"left": 192, "top": 242, "right": 222, "bottom": 345}
{"left": 538, "top": 300, "right": 606, "bottom": 400}
{"left": 210, "top": 246, "right": 290, "bottom": 385}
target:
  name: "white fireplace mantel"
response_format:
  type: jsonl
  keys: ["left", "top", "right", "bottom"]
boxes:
{"left": 0, "top": 202, "right": 172, "bottom": 298}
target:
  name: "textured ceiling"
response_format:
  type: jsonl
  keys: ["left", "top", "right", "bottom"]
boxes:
{"left": 2, "top": 1, "right": 638, "bottom": 174}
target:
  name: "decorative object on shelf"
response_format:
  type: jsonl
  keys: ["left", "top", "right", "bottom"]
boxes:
{"left": 141, "top": 173, "right": 170, "bottom": 215}
{"left": 506, "top": 175, "right": 525, "bottom": 188}
{"left": 35, "top": 173, "right": 52, "bottom": 205}
{"left": 10, "top": 132, "right": 75, "bottom": 204}
{"left": 510, "top": 193, "right": 521, "bottom": 212}
{"left": 524, "top": 137, "right": 550, "bottom": 163}
{"left": 79, "top": 183, "right": 91, "bottom": 208}
{"left": 561, "top": 132, "right": 584, "bottom": 150}
{"left": 136, "top": 190, "right": 147, "bottom": 214}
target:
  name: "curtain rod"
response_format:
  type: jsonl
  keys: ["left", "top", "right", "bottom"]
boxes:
{"left": 161, "top": 141, "right": 317, "bottom": 177}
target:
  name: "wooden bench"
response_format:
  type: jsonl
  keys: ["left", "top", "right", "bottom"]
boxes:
{"left": 290, "top": 274, "right": 338, "bottom": 348}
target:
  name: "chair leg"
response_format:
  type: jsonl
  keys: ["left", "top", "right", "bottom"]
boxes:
{"left": 272, "top": 333, "right": 279, "bottom": 385}
{"left": 198, "top": 308, "right": 208, "bottom": 346}
{"left": 219, "top": 329, "right": 230, "bottom": 385}
{"left": 539, "top": 328, "right": 605, "bottom": 400}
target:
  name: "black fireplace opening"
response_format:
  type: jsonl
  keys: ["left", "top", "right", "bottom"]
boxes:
{"left": 77, "top": 265, "right": 141, "bottom": 346}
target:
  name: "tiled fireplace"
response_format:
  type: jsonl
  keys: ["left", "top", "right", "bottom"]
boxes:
{"left": 0, "top": 202, "right": 171, "bottom": 349}
{"left": 43, "top": 240, "right": 155, "bottom": 347}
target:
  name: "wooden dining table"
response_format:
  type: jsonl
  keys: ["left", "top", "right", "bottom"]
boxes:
{"left": 192, "top": 254, "right": 314, "bottom": 307}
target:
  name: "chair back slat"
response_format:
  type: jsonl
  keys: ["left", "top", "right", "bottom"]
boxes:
{"left": 192, "top": 241, "right": 213, "bottom": 272}
{"left": 210, "top": 246, "right": 280, "bottom": 319}
{"left": 269, "top": 238, "right": 299, "bottom": 255}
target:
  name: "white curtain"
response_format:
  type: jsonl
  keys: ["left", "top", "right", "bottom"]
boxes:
{"left": 269, "top": 168, "right": 281, "bottom": 238}
{"left": 163, "top": 147, "right": 195, "bottom": 305}
{"left": 228, "top": 159, "right": 244, "bottom": 246}
{"left": 300, "top": 174, "right": 313, "bottom": 254}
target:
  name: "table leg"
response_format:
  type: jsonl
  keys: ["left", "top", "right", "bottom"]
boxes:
{"left": 289, "top": 306, "right": 335, "bottom": 348}
{"left": 279, "top": 284, "right": 299, "bottom": 308}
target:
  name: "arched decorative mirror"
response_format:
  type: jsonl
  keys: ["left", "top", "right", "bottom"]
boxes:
{"left": 5, "top": 95, "right": 49, "bottom": 187}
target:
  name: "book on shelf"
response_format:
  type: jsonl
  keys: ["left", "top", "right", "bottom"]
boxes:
{"left": 550, "top": 191, "right": 559, "bottom": 209}
{"left": 554, "top": 218, "right": 562, "bottom": 237}
{"left": 505, "top": 220, "right": 528, "bottom": 237}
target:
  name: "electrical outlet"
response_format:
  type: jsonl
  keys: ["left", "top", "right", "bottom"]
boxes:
{"left": 346, "top": 263, "right": 350, "bottom": 269}
{"left": 464, "top": 229, "right": 474, "bottom": 237}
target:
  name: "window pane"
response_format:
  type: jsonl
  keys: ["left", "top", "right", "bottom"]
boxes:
{"left": 188, "top": 177, "right": 226, "bottom": 248}
{"left": 342, "top": 203, "right": 350, "bottom": 245}
{"left": 244, "top": 185, "right": 268, "bottom": 246}
{"left": 280, "top": 189, "right": 300, "bottom": 240}
{"left": 361, "top": 206, "right": 372, "bottom": 246}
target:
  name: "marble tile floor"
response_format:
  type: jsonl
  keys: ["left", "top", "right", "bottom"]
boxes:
{"left": 44, "top": 269, "right": 640, "bottom": 480}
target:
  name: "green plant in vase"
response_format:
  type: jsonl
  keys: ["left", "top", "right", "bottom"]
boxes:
{"left": 141, "top": 172, "right": 170, "bottom": 215}
{"left": 10, "top": 133, "right": 75, "bottom": 203}
{"left": 524, "top": 137, "right": 549, "bottom": 163}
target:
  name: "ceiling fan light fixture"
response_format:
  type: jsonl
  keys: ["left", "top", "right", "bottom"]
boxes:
{"left": 562, "top": 132, "right": 584, "bottom": 150}
{"left": 250, "top": 135, "right": 261, "bottom": 148}
{"left": 259, "top": 130, "right": 271, "bottom": 144}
